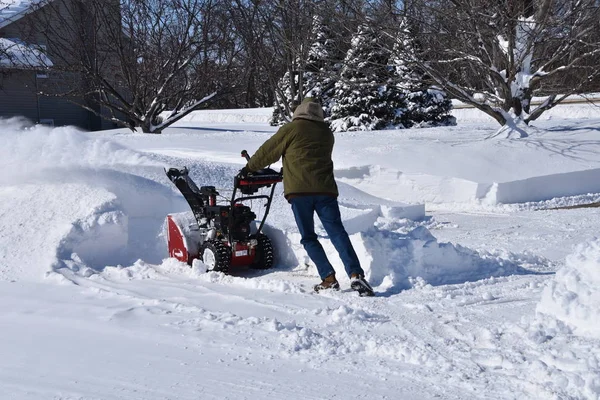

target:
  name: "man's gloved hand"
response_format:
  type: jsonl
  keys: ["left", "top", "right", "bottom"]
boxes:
{"left": 238, "top": 166, "right": 250, "bottom": 179}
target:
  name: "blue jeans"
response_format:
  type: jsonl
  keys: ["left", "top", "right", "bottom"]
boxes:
{"left": 290, "top": 195, "right": 364, "bottom": 279}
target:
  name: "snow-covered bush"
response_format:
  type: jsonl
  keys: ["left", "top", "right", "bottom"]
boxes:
{"left": 536, "top": 238, "right": 600, "bottom": 339}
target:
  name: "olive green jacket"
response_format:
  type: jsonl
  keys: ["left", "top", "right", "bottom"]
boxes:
{"left": 247, "top": 98, "right": 338, "bottom": 198}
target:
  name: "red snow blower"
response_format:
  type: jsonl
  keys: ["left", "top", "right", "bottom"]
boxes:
{"left": 165, "top": 150, "right": 282, "bottom": 273}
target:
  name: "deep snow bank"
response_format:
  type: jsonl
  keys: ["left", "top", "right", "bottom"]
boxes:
{"left": 0, "top": 183, "right": 120, "bottom": 281}
{"left": 0, "top": 118, "right": 185, "bottom": 281}
{"left": 537, "top": 239, "right": 600, "bottom": 339}
{"left": 482, "top": 168, "right": 600, "bottom": 205}
{"left": 337, "top": 164, "right": 600, "bottom": 205}
{"left": 54, "top": 169, "right": 185, "bottom": 270}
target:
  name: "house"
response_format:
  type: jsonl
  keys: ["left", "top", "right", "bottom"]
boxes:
{"left": 0, "top": 0, "right": 116, "bottom": 130}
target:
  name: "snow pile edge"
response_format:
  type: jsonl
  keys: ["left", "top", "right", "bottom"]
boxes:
{"left": 537, "top": 238, "right": 600, "bottom": 339}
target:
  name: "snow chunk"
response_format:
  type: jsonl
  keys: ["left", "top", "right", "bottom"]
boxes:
{"left": 537, "top": 239, "right": 600, "bottom": 339}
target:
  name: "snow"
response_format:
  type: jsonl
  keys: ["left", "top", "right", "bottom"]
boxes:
{"left": 161, "top": 107, "right": 274, "bottom": 124}
{"left": 0, "top": 0, "right": 46, "bottom": 28}
{"left": 0, "top": 37, "right": 53, "bottom": 68}
{"left": 2, "top": 102, "right": 600, "bottom": 399}
{"left": 120, "top": 118, "right": 600, "bottom": 206}
{"left": 537, "top": 239, "right": 600, "bottom": 339}
{"left": 0, "top": 0, "right": 38, "bottom": 17}
{"left": 0, "top": 118, "right": 179, "bottom": 280}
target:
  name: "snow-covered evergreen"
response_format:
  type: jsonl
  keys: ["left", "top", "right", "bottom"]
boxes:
{"left": 272, "top": 20, "right": 454, "bottom": 131}
{"left": 327, "top": 20, "right": 455, "bottom": 132}
{"left": 270, "top": 17, "right": 340, "bottom": 126}
{"left": 303, "top": 19, "right": 339, "bottom": 119}
{"left": 392, "top": 19, "right": 455, "bottom": 128}
{"left": 329, "top": 24, "right": 407, "bottom": 132}
{"left": 270, "top": 71, "right": 296, "bottom": 126}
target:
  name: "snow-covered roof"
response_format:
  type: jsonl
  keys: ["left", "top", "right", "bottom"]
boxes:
{"left": 0, "top": 0, "right": 49, "bottom": 29}
{"left": 0, "top": 37, "right": 52, "bottom": 67}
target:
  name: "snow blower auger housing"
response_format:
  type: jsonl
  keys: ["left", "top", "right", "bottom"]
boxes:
{"left": 165, "top": 150, "right": 282, "bottom": 274}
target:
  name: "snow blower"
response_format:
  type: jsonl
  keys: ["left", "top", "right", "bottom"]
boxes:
{"left": 165, "top": 150, "right": 283, "bottom": 273}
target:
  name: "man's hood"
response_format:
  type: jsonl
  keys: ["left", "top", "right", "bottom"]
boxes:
{"left": 292, "top": 97, "right": 325, "bottom": 122}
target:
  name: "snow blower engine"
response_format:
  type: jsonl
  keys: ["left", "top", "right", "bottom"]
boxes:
{"left": 165, "top": 150, "right": 283, "bottom": 273}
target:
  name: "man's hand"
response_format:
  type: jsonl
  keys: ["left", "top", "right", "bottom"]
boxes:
{"left": 237, "top": 166, "right": 250, "bottom": 179}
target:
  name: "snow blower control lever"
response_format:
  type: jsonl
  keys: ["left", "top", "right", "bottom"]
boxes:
{"left": 165, "top": 151, "right": 283, "bottom": 274}
{"left": 233, "top": 149, "right": 283, "bottom": 235}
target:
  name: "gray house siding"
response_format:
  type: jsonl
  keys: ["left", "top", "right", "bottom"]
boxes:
{"left": 0, "top": 69, "right": 97, "bottom": 129}
{"left": 0, "top": 71, "right": 38, "bottom": 122}
{"left": 0, "top": 0, "right": 121, "bottom": 131}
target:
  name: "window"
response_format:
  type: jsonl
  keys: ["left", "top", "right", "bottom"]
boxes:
{"left": 39, "top": 119, "right": 54, "bottom": 126}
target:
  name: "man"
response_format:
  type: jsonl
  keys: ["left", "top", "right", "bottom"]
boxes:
{"left": 242, "top": 97, "right": 374, "bottom": 296}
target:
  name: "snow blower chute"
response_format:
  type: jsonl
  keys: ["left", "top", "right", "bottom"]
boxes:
{"left": 165, "top": 150, "right": 283, "bottom": 273}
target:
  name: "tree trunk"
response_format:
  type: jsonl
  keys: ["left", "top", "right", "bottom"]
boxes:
{"left": 511, "top": 97, "right": 523, "bottom": 119}
{"left": 478, "top": 104, "right": 507, "bottom": 126}
{"left": 140, "top": 120, "right": 162, "bottom": 134}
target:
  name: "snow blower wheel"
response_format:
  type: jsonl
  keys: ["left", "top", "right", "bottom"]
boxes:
{"left": 250, "top": 233, "right": 274, "bottom": 270}
{"left": 165, "top": 150, "right": 282, "bottom": 274}
{"left": 200, "top": 239, "right": 231, "bottom": 273}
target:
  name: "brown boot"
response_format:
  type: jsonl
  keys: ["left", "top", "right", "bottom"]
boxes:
{"left": 314, "top": 273, "right": 340, "bottom": 292}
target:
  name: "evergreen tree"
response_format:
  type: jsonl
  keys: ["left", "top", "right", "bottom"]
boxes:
{"left": 392, "top": 19, "right": 455, "bottom": 128}
{"left": 302, "top": 19, "right": 339, "bottom": 119}
{"left": 270, "top": 70, "right": 296, "bottom": 126}
{"left": 270, "top": 17, "right": 339, "bottom": 126}
{"left": 329, "top": 24, "right": 407, "bottom": 132}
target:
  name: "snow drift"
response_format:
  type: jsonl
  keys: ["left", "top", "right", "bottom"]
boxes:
{"left": 0, "top": 183, "right": 120, "bottom": 281}
{"left": 537, "top": 239, "right": 600, "bottom": 339}
{"left": 0, "top": 117, "right": 546, "bottom": 291}
{"left": 336, "top": 164, "right": 600, "bottom": 206}
{"left": 0, "top": 118, "right": 184, "bottom": 280}
{"left": 277, "top": 223, "right": 534, "bottom": 293}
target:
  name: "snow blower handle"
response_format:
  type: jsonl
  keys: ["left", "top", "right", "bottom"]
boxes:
{"left": 241, "top": 150, "right": 251, "bottom": 162}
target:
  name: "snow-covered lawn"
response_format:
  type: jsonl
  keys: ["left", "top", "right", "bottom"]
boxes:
{"left": 1, "top": 104, "right": 600, "bottom": 399}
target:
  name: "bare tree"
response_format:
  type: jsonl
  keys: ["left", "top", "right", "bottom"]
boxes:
{"left": 398, "top": 0, "right": 600, "bottom": 135}
{"left": 229, "top": 0, "right": 318, "bottom": 120}
{"left": 227, "top": 0, "right": 280, "bottom": 108}
{"left": 25, "top": 0, "right": 222, "bottom": 133}
{"left": 12, "top": 0, "right": 597, "bottom": 136}
{"left": 229, "top": 0, "right": 362, "bottom": 122}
